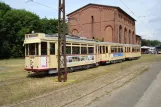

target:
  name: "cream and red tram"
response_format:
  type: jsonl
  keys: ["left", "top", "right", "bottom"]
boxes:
{"left": 24, "top": 33, "right": 98, "bottom": 73}
{"left": 24, "top": 33, "right": 141, "bottom": 73}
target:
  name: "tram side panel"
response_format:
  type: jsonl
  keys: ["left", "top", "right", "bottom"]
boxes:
{"left": 109, "top": 45, "right": 125, "bottom": 62}
{"left": 99, "top": 45, "right": 110, "bottom": 64}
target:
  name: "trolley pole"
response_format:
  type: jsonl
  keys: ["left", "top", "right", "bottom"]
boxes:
{"left": 58, "top": 0, "right": 67, "bottom": 82}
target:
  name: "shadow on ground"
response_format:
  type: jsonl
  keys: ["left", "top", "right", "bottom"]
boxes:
{"left": 27, "top": 72, "right": 58, "bottom": 78}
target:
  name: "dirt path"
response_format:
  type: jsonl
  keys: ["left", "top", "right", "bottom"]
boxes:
{"left": 3, "top": 62, "right": 151, "bottom": 107}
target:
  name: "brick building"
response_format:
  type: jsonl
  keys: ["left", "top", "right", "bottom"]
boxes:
{"left": 136, "top": 35, "right": 142, "bottom": 45}
{"left": 67, "top": 3, "right": 137, "bottom": 44}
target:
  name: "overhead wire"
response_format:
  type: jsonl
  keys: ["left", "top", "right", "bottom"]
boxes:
{"left": 25, "top": 0, "right": 71, "bottom": 20}
{"left": 25, "top": 0, "right": 58, "bottom": 11}
{"left": 119, "top": 0, "right": 155, "bottom": 36}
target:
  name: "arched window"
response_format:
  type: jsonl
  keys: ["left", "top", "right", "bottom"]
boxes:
{"left": 91, "top": 16, "right": 94, "bottom": 39}
{"left": 132, "top": 31, "right": 135, "bottom": 44}
{"left": 129, "top": 30, "right": 131, "bottom": 44}
{"left": 72, "top": 29, "right": 79, "bottom": 36}
{"left": 118, "top": 25, "right": 122, "bottom": 43}
{"left": 104, "top": 26, "right": 113, "bottom": 42}
{"left": 124, "top": 28, "right": 127, "bottom": 44}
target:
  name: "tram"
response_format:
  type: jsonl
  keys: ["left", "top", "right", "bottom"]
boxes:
{"left": 24, "top": 33, "right": 141, "bottom": 73}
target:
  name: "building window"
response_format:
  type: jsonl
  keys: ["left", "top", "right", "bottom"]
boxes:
{"left": 91, "top": 16, "right": 94, "bottom": 22}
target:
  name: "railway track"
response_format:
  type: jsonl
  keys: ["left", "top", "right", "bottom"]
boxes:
{"left": 61, "top": 66, "right": 149, "bottom": 107}
{"left": 5, "top": 63, "right": 150, "bottom": 107}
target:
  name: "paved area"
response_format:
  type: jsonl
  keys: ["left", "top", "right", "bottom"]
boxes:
{"left": 134, "top": 65, "right": 161, "bottom": 107}
{"left": 87, "top": 62, "right": 161, "bottom": 107}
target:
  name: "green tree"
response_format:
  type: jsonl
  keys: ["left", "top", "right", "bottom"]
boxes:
{"left": 39, "top": 18, "right": 58, "bottom": 34}
{"left": 0, "top": 2, "right": 11, "bottom": 58}
{"left": 141, "top": 39, "right": 161, "bottom": 47}
{"left": 0, "top": 7, "right": 40, "bottom": 58}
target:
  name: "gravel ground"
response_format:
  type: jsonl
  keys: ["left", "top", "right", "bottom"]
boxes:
{"left": 4, "top": 62, "right": 151, "bottom": 107}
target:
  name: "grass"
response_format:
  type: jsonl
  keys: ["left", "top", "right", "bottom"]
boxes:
{"left": 0, "top": 54, "right": 161, "bottom": 106}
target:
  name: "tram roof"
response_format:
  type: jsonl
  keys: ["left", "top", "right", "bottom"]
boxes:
{"left": 24, "top": 33, "right": 141, "bottom": 46}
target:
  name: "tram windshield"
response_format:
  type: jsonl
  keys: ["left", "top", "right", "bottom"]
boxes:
{"left": 25, "top": 43, "right": 39, "bottom": 55}
{"left": 25, "top": 42, "right": 49, "bottom": 56}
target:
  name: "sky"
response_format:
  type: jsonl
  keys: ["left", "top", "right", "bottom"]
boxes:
{"left": 1, "top": 0, "right": 161, "bottom": 41}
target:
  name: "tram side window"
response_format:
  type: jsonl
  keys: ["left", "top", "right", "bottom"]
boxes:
{"left": 25, "top": 44, "right": 28, "bottom": 55}
{"left": 29, "top": 44, "right": 35, "bottom": 55}
{"left": 121, "top": 47, "right": 123, "bottom": 52}
{"left": 72, "top": 47, "right": 80, "bottom": 54}
{"left": 66, "top": 46, "right": 71, "bottom": 54}
{"left": 103, "top": 46, "right": 105, "bottom": 54}
{"left": 98, "top": 46, "right": 100, "bottom": 54}
{"left": 118, "top": 47, "right": 120, "bottom": 53}
{"left": 100, "top": 46, "right": 102, "bottom": 53}
{"left": 111, "top": 47, "right": 114, "bottom": 53}
{"left": 35, "top": 43, "right": 38, "bottom": 55}
{"left": 114, "top": 47, "right": 117, "bottom": 53}
{"left": 41, "top": 42, "right": 47, "bottom": 55}
{"left": 127, "top": 47, "right": 129, "bottom": 53}
{"left": 132, "top": 48, "right": 134, "bottom": 52}
{"left": 95, "top": 46, "right": 97, "bottom": 54}
{"left": 128, "top": 47, "right": 131, "bottom": 53}
{"left": 106, "top": 46, "right": 108, "bottom": 53}
{"left": 50, "top": 43, "right": 55, "bottom": 55}
{"left": 62, "top": 46, "right": 71, "bottom": 55}
{"left": 81, "top": 47, "right": 87, "bottom": 54}
{"left": 88, "top": 47, "right": 94, "bottom": 54}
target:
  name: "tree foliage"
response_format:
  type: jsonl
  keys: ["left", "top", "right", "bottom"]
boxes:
{"left": 141, "top": 39, "right": 161, "bottom": 47}
{"left": 0, "top": 2, "right": 59, "bottom": 59}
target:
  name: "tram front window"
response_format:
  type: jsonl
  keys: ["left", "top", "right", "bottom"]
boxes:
{"left": 25, "top": 43, "right": 39, "bottom": 55}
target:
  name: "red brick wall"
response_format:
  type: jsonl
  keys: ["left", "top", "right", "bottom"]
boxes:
{"left": 68, "top": 4, "right": 136, "bottom": 44}
{"left": 136, "top": 35, "right": 141, "bottom": 45}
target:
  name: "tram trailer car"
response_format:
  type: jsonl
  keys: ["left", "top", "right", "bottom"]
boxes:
{"left": 124, "top": 44, "right": 141, "bottom": 60}
{"left": 24, "top": 33, "right": 141, "bottom": 74}
{"left": 98, "top": 42, "right": 125, "bottom": 64}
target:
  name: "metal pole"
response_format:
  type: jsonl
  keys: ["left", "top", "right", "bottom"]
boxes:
{"left": 63, "top": 0, "right": 67, "bottom": 81}
{"left": 58, "top": 0, "right": 67, "bottom": 82}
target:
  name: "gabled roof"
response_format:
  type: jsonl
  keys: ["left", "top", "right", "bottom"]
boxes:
{"left": 136, "top": 35, "right": 142, "bottom": 39}
{"left": 67, "top": 3, "right": 136, "bottom": 21}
